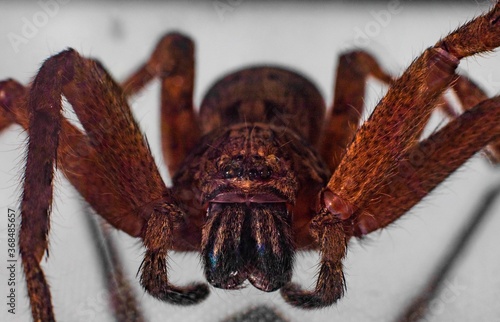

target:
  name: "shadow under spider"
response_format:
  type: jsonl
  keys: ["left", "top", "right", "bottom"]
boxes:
{"left": 396, "top": 181, "right": 500, "bottom": 322}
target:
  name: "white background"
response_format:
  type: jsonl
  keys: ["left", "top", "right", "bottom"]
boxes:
{"left": 1, "top": 1, "right": 500, "bottom": 321}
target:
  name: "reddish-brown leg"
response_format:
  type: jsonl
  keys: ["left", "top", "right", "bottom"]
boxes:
{"left": 0, "top": 80, "right": 26, "bottom": 128}
{"left": 449, "top": 75, "right": 500, "bottom": 161}
{"left": 3, "top": 48, "right": 207, "bottom": 321}
{"left": 319, "top": 50, "right": 455, "bottom": 172}
{"left": 0, "top": 101, "right": 13, "bottom": 131}
{"left": 122, "top": 33, "right": 200, "bottom": 176}
{"left": 319, "top": 50, "right": 393, "bottom": 171}
{"left": 0, "top": 79, "right": 146, "bottom": 237}
{"left": 355, "top": 75, "right": 500, "bottom": 235}
{"left": 355, "top": 95, "right": 500, "bottom": 235}
{"left": 282, "top": 2, "right": 500, "bottom": 308}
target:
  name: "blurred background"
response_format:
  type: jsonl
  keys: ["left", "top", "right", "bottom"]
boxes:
{"left": 1, "top": 1, "right": 500, "bottom": 321}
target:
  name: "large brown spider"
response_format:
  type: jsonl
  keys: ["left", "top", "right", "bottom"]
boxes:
{"left": 1, "top": 2, "right": 500, "bottom": 322}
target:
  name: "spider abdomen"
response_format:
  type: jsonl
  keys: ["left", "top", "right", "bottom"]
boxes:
{"left": 199, "top": 66, "right": 326, "bottom": 145}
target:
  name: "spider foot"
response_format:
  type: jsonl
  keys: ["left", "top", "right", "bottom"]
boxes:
{"left": 22, "top": 254, "right": 55, "bottom": 322}
{"left": 280, "top": 261, "right": 345, "bottom": 309}
{"left": 139, "top": 249, "right": 209, "bottom": 305}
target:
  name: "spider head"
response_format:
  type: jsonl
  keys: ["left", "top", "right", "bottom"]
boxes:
{"left": 198, "top": 124, "right": 299, "bottom": 292}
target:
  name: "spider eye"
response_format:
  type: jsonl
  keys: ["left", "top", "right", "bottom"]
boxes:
{"left": 248, "top": 166, "right": 272, "bottom": 180}
{"left": 223, "top": 165, "right": 233, "bottom": 178}
{"left": 220, "top": 157, "right": 272, "bottom": 180}
{"left": 248, "top": 168, "right": 257, "bottom": 179}
{"left": 259, "top": 167, "right": 272, "bottom": 180}
{"left": 223, "top": 164, "right": 243, "bottom": 179}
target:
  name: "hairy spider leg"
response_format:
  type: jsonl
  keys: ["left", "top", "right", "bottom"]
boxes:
{"left": 122, "top": 33, "right": 201, "bottom": 176}
{"left": 319, "top": 50, "right": 393, "bottom": 172}
{"left": 0, "top": 82, "right": 143, "bottom": 321}
{"left": 0, "top": 79, "right": 146, "bottom": 237}
{"left": 357, "top": 95, "right": 500, "bottom": 234}
{"left": 281, "top": 1, "right": 500, "bottom": 308}
{"left": 356, "top": 71, "right": 500, "bottom": 235}
{"left": 0, "top": 80, "right": 26, "bottom": 128}
{"left": 317, "top": 50, "right": 472, "bottom": 236}
{"left": 0, "top": 48, "right": 208, "bottom": 321}
{"left": 319, "top": 50, "right": 461, "bottom": 173}
{"left": 0, "top": 92, "right": 14, "bottom": 131}
{"left": 318, "top": 56, "right": 500, "bottom": 235}
{"left": 448, "top": 75, "right": 500, "bottom": 162}
{"left": 328, "top": 2, "right": 500, "bottom": 219}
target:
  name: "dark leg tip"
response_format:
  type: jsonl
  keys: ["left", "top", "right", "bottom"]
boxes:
{"left": 152, "top": 282, "right": 210, "bottom": 305}
{"left": 280, "top": 283, "right": 331, "bottom": 309}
